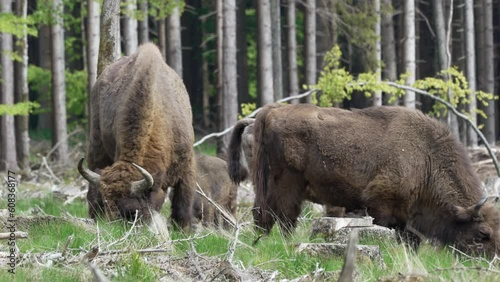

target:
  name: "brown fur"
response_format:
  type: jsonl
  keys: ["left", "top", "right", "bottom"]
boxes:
{"left": 250, "top": 103, "right": 500, "bottom": 258}
{"left": 84, "top": 43, "right": 196, "bottom": 230}
{"left": 192, "top": 154, "right": 238, "bottom": 227}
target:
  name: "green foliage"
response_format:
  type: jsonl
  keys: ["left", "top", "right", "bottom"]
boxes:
{"left": 116, "top": 253, "right": 159, "bottom": 281}
{"left": 149, "top": 0, "right": 184, "bottom": 20}
{"left": 239, "top": 102, "right": 257, "bottom": 119}
{"left": 0, "top": 102, "right": 40, "bottom": 116}
{"left": 313, "top": 46, "right": 497, "bottom": 119}
{"left": 0, "top": 12, "right": 38, "bottom": 37}
{"left": 28, "top": 65, "right": 88, "bottom": 119}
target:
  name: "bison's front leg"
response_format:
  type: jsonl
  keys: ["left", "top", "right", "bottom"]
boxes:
{"left": 170, "top": 166, "right": 195, "bottom": 232}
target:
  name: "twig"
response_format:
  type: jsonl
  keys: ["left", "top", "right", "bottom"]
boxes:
{"left": 87, "top": 262, "right": 111, "bottom": 282}
{"left": 189, "top": 241, "right": 206, "bottom": 281}
{"left": 44, "top": 128, "right": 84, "bottom": 160}
{"left": 227, "top": 221, "right": 244, "bottom": 264}
{"left": 61, "top": 235, "right": 74, "bottom": 257}
{"left": 0, "top": 231, "right": 28, "bottom": 240}
{"left": 40, "top": 156, "right": 62, "bottom": 184}
{"left": 338, "top": 230, "right": 358, "bottom": 282}
{"left": 196, "top": 183, "right": 236, "bottom": 227}
{"left": 193, "top": 89, "right": 317, "bottom": 147}
{"left": 106, "top": 210, "right": 139, "bottom": 250}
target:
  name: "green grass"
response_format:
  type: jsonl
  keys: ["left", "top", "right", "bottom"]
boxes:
{"left": 0, "top": 194, "right": 88, "bottom": 218}
{"left": 5, "top": 194, "right": 500, "bottom": 281}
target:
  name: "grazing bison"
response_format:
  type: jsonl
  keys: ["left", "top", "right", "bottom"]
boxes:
{"left": 78, "top": 43, "right": 196, "bottom": 230}
{"left": 246, "top": 103, "right": 500, "bottom": 257}
{"left": 191, "top": 154, "right": 238, "bottom": 227}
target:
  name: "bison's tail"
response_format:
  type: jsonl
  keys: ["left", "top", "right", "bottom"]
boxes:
{"left": 227, "top": 118, "right": 255, "bottom": 184}
{"left": 252, "top": 104, "right": 282, "bottom": 225}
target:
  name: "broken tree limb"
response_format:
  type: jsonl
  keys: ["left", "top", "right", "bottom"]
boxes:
{"left": 0, "top": 231, "right": 28, "bottom": 239}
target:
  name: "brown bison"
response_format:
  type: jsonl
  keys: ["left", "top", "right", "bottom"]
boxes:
{"left": 191, "top": 154, "right": 238, "bottom": 227}
{"left": 239, "top": 103, "right": 500, "bottom": 257}
{"left": 78, "top": 43, "right": 196, "bottom": 230}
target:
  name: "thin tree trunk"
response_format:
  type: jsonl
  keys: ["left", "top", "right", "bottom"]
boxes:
{"left": 167, "top": 6, "right": 183, "bottom": 77}
{"left": 465, "top": 0, "right": 477, "bottom": 147}
{"left": 257, "top": 0, "right": 274, "bottom": 106}
{"left": 236, "top": 0, "right": 249, "bottom": 108}
{"left": 373, "top": 0, "right": 382, "bottom": 106}
{"left": 14, "top": 0, "right": 29, "bottom": 170}
{"left": 158, "top": 19, "right": 166, "bottom": 59}
{"left": 1, "top": 0, "right": 18, "bottom": 171}
{"left": 303, "top": 0, "right": 316, "bottom": 103}
{"left": 381, "top": 0, "right": 397, "bottom": 104}
{"left": 222, "top": 0, "right": 238, "bottom": 148}
{"left": 287, "top": 0, "right": 298, "bottom": 104}
{"left": 122, "top": 0, "right": 138, "bottom": 55}
{"left": 483, "top": 0, "right": 496, "bottom": 144}
{"left": 98, "top": 0, "right": 121, "bottom": 76}
{"left": 200, "top": 15, "right": 210, "bottom": 128}
{"left": 87, "top": 0, "right": 100, "bottom": 92}
{"left": 271, "top": 0, "right": 282, "bottom": 101}
{"left": 403, "top": 0, "right": 416, "bottom": 108}
{"left": 216, "top": 0, "right": 224, "bottom": 154}
{"left": 138, "top": 0, "right": 149, "bottom": 43}
{"left": 433, "top": 0, "right": 448, "bottom": 71}
{"left": 50, "top": 0, "right": 69, "bottom": 163}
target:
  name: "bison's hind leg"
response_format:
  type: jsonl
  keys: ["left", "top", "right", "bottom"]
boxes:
{"left": 170, "top": 176, "right": 195, "bottom": 232}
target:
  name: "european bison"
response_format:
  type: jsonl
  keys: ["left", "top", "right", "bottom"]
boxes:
{"left": 192, "top": 154, "right": 238, "bottom": 227}
{"left": 78, "top": 43, "right": 196, "bottom": 230}
{"left": 244, "top": 103, "right": 500, "bottom": 257}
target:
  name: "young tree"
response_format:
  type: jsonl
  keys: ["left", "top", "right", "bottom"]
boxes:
{"left": 167, "top": 4, "right": 182, "bottom": 77}
{"left": 482, "top": 0, "right": 496, "bottom": 144}
{"left": 464, "top": 0, "right": 477, "bottom": 147}
{"left": 87, "top": 0, "right": 100, "bottom": 92}
{"left": 303, "top": 0, "right": 316, "bottom": 103}
{"left": 98, "top": 0, "right": 121, "bottom": 76}
{"left": 122, "top": 0, "right": 138, "bottom": 55}
{"left": 222, "top": 0, "right": 238, "bottom": 148}
{"left": 403, "top": 0, "right": 416, "bottom": 108}
{"left": 15, "top": 0, "right": 29, "bottom": 170}
{"left": 257, "top": 0, "right": 274, "bottom": 106}
{"left": 138, "top": 0, "right": 149, "bottom": 43}
{"left": 50, "top": 0, "right": 69, "bottom": 163}
{"left": 373, "top": 0, "right": 382, "bottom": 106}
{"left": 271, "top": 0, "right": 282, "bottom": 101}
{"left": 236, "top": 0, "right": 249, "bottom": 107}
{"left": 1, "top": 0, "right": 18, "bottom": 171}
{"left": 433, "top": 0, "right": 448, "bottom": 72}
{"left": 381, "top": 0, "right": 397, "bottom": 104}
{"left": 287, "top": 0, "right": 299, "bottom": 103}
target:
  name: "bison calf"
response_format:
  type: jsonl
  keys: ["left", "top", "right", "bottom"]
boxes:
{"left": 247, "top": 103, "right": 500, "bottom": 258}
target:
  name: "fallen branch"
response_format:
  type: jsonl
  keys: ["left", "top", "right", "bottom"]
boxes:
{"left": 0, "top": 231, "right": 28, "bottom": 240}
{"left": 196, "top": 183, "right": 236, "bottom": 227}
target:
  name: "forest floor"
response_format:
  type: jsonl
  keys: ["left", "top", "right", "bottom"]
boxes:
{"left": 0, "top": 139, "right": 499, "bottom": 281}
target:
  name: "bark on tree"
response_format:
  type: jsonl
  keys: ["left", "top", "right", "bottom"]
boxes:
{"left": 464, "top": 0, "right": 477, "bottom": 147}
{"left": 0, "top": 0, "right": 18, "bottom": 171}
{"left": 303, "top": 0, "right": 316, "bottom": 103}
{"left": 98, "top": 0, "right": 121, "bottom": 76}
{"left": 167, "top": 6, "right": 183, "bottom": 77}
{"left": 87, "top": 0, "right": 100, "bottom": 93}
{"left": 50, "top": 0, "right": 69, "bottom": 163}
{"left": 216, "top": 0, "right": 224, "bottom": 154}
{"left": 158, "top": 19, "right": 166, "bottom": 59}
{"left": 403, "top": 0, "right": 416, "bottom": 108}
{"left": 271, "top": 0, "right": 283, "bottom": 101}
{"left": 433, "top": 0, "right": 448, "bottom": 71}
{"left": 200, "top": 15, "right": 210, "bottom": 128}
{"left": 373, "top": 0, "right": 382, "bottom": 106}
{"left": 257, "top": 0, "right": 274, "bottom": 106}
{"left": 222, "top": 0, "right": 238, "bottom": 148}
{"left": 482, "top": 0, "right": 496, "bottom": 144}
{"left": 14, "top": 0, "right": 29, "bottom": 170}
{"left": 122, "top": 0, "right": 138, "bottom": 55}
{"left": 381, "top": 0, "right": 397, "bottom": 104}
{"left": 287, "top": 0, "right": 299, "bottom": 104}
{"left": 316, "top": 0, "right": 337, "bottom": 72}
{"left": 236, "top": 0, "right": 249, "bottom": 107}
{"left": 138, "top": 0, "right": 149, "bottom": 43}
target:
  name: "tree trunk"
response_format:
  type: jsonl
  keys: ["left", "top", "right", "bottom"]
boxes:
{"left": 98, "top": 0, "right": 121, "bottom": 76}
{"left": 381, "top": 0, "right": 397, "bottom": 104}
{"left": 14, "top": 0, "right": 29, "bottom": 170}
{"left": 482, "top": 0, "right": 496, "bottom": 144}
{"left": 167, "top": 6, "right": 183, "bottom": 78}
{"left": 200, "top": 15, "right": 210, "bottom": 128}
{"left": 122, "top": 0, "right": 138, "bottom": 55}
{"left": 403, "top": 0, "right": 416, "bottom": 108}
{"left": 464, "top": 0, "right": 477, "bottom": 147}
{"left": 303, "top": 0, "right": 316, "bottom": 103}
{"left": 216, "top": 0, "right": 224, "bottom": 154}
{"left": 158, "top": 19, "right": 166, "bottom": 59}
{"left": 50, "top": 0, "right": 69, "bottom": 163}
{"left": 287, "top": 0, "right": 299, "bottom": 103}
{"left": 222, "top": 0, "right": 238, "bottom": 149}
{"left": 373, "top": 0, "right": 382, "bottom": 106}
{"left": 1, "top": 0, "right": 18, "bottom": 171}
{"left": 271, "top": 0, "right": 283, "bottom": 101}
{"left": 236, "top": 0, "right": 249, "bottom": 108}
{"left": 138, "top": 0, "right": 149, "bottom": 43}
{"left": 433, "top": 0, "right": 448, "bottom": 71}
{"left": 257, "top": 0, "right": 274, "bottom": 106}
{"left": 87, "top": 0, "right": 100, "bottom": 93}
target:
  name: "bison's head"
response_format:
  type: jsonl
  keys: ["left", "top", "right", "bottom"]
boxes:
{"left": 452, "top": 197, "right": 500, "bottom": 258}
{"left": 78, "top": 158, "right": 163, "bottom": 221}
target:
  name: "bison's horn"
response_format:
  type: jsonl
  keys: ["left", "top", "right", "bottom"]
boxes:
{"left": 130, "top": 163, "right": 154, "bottom": 194}
{"left": 473, "top": 198, "right": 489, "bottom": 218}
{"left": 78, "top": 158, "right": 101, "bottom": 186}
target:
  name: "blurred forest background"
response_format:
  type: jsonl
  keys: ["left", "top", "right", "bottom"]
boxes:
{"left": 0, "top": 0, "right": 499, "bottom": 172}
